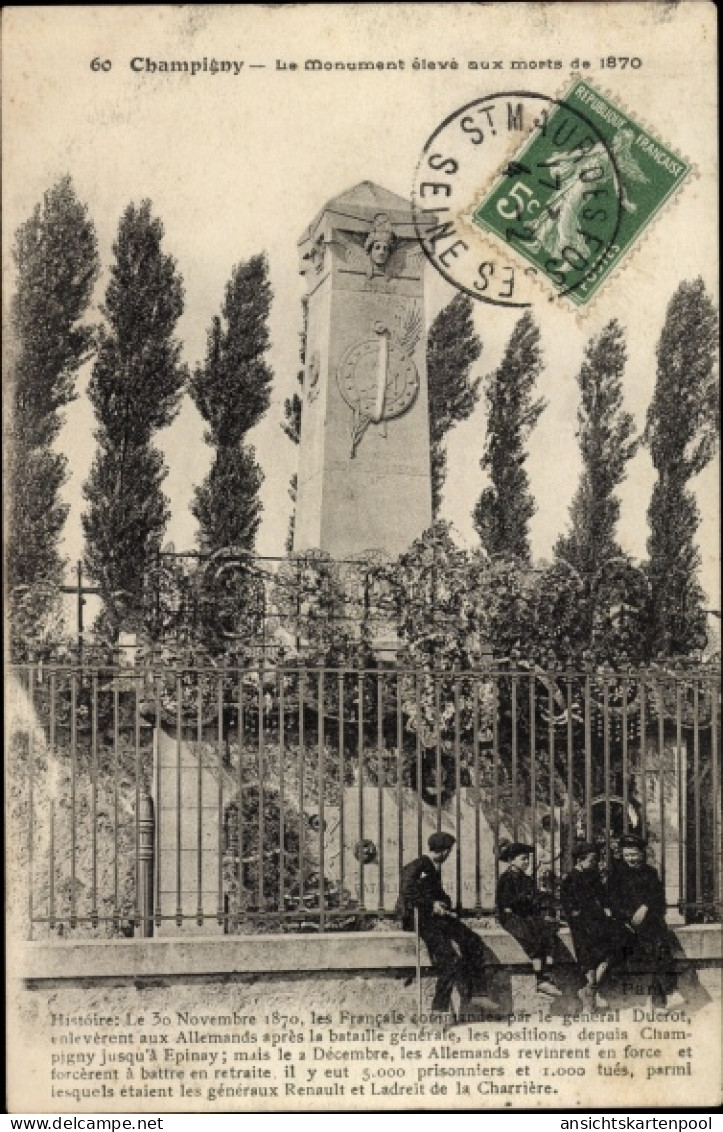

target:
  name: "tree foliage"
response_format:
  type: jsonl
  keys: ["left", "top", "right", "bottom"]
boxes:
{"left": 191, "top": 444, "right": 264, "bottom": 554}
{"left": 644, "top": 279, "right": 719, "bottom": 657}
{"left": 426, "top": 293, "right": 482, "bottom": 516}
{"left": 555, "top": 320, "right": 637, "bottom": 582}
{"left": 82, "top": 200, "right": 185, "bottom": 636}
{"left": 281, "top": 295, "right": 307, "bottom": 551}
{"left": 7, "top": 177, "right": 99, "bottom": 659}
{"left": 10, "top": 177, "right": 99, "bottom": 447}
{"left": 473, "top": 312, "right": 545, "bottom": 561}
{"left": 190, "top": 254, "right": 273, "bottom": 555}
{"left": 190, "top": 255, "right": 273, "bottom": 448}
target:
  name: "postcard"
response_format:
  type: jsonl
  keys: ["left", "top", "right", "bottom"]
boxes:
{"left": 4, "top": 3, "right": 720, "bottom": 1114}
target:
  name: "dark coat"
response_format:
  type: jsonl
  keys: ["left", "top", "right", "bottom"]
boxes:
{"left": 561, "top": 866, "right": 630, "bottom": 970}
{"left": 496, "top": 865, "right": 541, "bottom": 918}
{"left": 397, "top": 855, "right": 451, "bottom": 932}
{"left": 608, "top": 860, "right": 677, "bottom": 1000}
{"left": 397, "top": 855, "right": 490, "bottom": 1011}
{"left": 609, "top": 862, "right": 667, "bottom": 933}
{"left": 496, "top": 865, "right": 557, "bottom": 962}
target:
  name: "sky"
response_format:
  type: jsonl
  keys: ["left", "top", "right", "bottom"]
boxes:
{"left": 3, "top": 4, "right": 719, "bottom": 626}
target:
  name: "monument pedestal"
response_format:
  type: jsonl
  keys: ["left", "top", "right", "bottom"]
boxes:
{"left": 153, "top": 728, "right": 224, "bottom": 935}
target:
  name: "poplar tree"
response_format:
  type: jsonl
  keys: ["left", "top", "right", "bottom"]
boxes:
{"left": 7, "top": 177, "right": 99, "bottom": 657}
{"left": 281, "top": 390, "right": 302, "bottom": 554}
{"left": 189, "top": 254, "right": 273, "bottom": 554}
{"left": 644, "top": 278, "right": 719, "bottom": 656}
{"left": 473, "top": 311, "right": 545, "bottom": 561}
{"left": 426, "top": 293, "right": 482, "bottom": 517}
{"left": 82, "top": 201, "right": 186, "bottom": 635}
{"left": 555, "top": 320, "right": 637, "bottom": 581}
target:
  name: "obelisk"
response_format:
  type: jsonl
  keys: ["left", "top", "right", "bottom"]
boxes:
{"left": 294, "top": 182, "right": 433, "bottom": 557}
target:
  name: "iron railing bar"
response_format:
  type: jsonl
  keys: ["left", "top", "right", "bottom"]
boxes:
{"left": 217, "top": 675, "right": 224, "bottom": 926}
{"left": 657, "top": 679, "right": 666, "bottom": 893}
{"left": 415, "top": 674, "right": 423, "bottom": 857}
{"left": 584, "top": 668, "right": 592, "bottom": 840}
{"left": 693, "top": 682, "right": 701, "bottom": 908}
{"left": 134, "top": 682, "right": 141, "bottom": 930}
{"left": 530, "top": 675, "right": 537, "bottom": 865}
{"left": 511, "top": 668, "right": 518, "bottom": 839}
{"left": 603, "top": 674, "right": 611, "bottom": 871}
{"left": 153, "top": 677, "right": 161, "bottom": 929}
{"left": 640, "top": 681, "right": 647, "bottom": 838}
{"left": 279, "top": 672, "right": 287, "bottom": 917}
{"left": 28, "top": 668, "right": 35, "bottom": 937}
{"left": 473, "top": 679, "right": 481, "bottom": 914}
{"left": 454, "top": 674, "right": 462, "bottom": 914}
{"left": 114, "top": 680, "right": 121, "bottom": 927}
{"left": 318, "top": 669, "right": 326, "bottom": 931}
{"left": 197, "top": 679, "right": 204, "bottom": 926}
{"left": 566, "top": 672, "right": 574, "bottom": 875}
{"left": 710, "top": 675, "right": 720, "bottom": 915}
{"left": 258, "top": 665, "right": 265, "bottom": 911}
{"left": 176, "top": 674, "right": 182, "bottom": 926}
{"left": 492, "top": 673, "right": 500, "bottom": 890}
{"left": 377, "top": 673, "right": 384, "bottom": 914}
{"left": 357, "top": 672, "right": 365, "bottom": 910}
{"left": 25, "top": 660, "right": 701, "bottom": 680}
{"left": 237, "top": 672, "right": 245, "bottom": 931}
{"left": 396, "top": 674, "right": 404, "bottom": 910}
{"left": 299, "top": 670, "right": 306, "bottom": 911}
{"left": 547, "top": 668, "right": 555, "bottom": 893}
{"left": 70, "top": 672, "right": 78, "bottom": 928}
{"left": 339, "top": 671, "right": 346, "bottom": 899}
{"left": 435, "top": 677, "right": 442, "bottom": 834}
{"left": 675, "top": 680, "right": 685, "bottom": 916}
{"left": 91, "top": 672, "right": 98, "bottom": 927}
{"left": 622, "top": 676, "right": 629, "bottom": 837}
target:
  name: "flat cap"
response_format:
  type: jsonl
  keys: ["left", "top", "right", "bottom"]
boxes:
{"left": 572, "top": 840, "right": 600, "bottom": 861}
{"left": 500, "top": 840, "right": 534, "bottom": 862}
{"left": 619, "top": 833, "right": 647, "bottom": 850}
{"left": 428, "top": 831, "right": 456, "bottom": 853}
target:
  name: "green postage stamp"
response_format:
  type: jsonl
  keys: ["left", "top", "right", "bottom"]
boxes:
{"left": 472, "top": 79, "right": 692, "bottom": 306}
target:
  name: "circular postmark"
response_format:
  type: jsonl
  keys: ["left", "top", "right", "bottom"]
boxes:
{"left": 412, "top": 90, "right": 623, "bottom": 307}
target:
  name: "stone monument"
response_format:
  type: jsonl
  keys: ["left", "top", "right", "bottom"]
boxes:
{"left": 294, "top": 182, "right": 433, "bottom": 558}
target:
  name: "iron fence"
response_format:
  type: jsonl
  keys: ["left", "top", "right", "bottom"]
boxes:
{"left": 8, "top": 660, "right": 720, "bottom": 939}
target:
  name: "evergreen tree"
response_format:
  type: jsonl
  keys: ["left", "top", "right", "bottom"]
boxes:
{"left": 555, "top": 320, "right": 637, "bottom": 581}
{"left": 426, "top": 293, "right": 482, "bottom": 516}
{"left": 473, "top": 311, "right": 545, "bottom": 561}
{"left": 280, "top": 295, "right": 307, "bottom": 552}
{"left": 82, "top": 201, "right": 185, "bottom": 636}
{"left": 281, "top": 374, "right": 303, "bottom": 553}
{"left": 644, "top": 278, "right": 719, "bottom": 656}
{"left": 191, "top": 444, "right": 264, "bottom": 553}
{"left": 7, "top": 177, "right": 98, "bottom": 657}
{"left": 190, "top": 254, "right": 273, "bottom": 554}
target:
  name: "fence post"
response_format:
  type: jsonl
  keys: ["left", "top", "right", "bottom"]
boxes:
{"left": 139, "top": 793, "right": 155, "bottom": 938}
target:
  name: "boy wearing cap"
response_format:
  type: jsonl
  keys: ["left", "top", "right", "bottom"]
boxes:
{"left": 609, "top": 834, "right": 684, "bottom": 1008}
{"left": 561, "top": 842, "right": 630, "bottom": 1010}
{"left": 496, "top": 841, "right": 561, "bottom": 997}
{"left": 398, "top": 831, "right": 499, "bottom": 1017}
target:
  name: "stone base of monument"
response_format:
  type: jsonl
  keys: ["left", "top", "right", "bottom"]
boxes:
{"left": 153, "top": 727, "right": 225, "bottom": 936}
{"left": 305, "top": 783, "right": 500, "bottom": 913}
{"left": 149, "top": 728, "right": 685, "bottom": 933}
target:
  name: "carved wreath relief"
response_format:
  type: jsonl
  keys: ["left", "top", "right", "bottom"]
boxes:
{"left": 337, "top": 303, "right": 422, "bottom": 457}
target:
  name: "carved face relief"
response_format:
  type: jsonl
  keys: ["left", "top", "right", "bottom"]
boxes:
{"left": 369, "top": 236, "right": 392, "bottom": 267}
{"left": 364, "top": 213, "right": 396, "bottom": 277}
